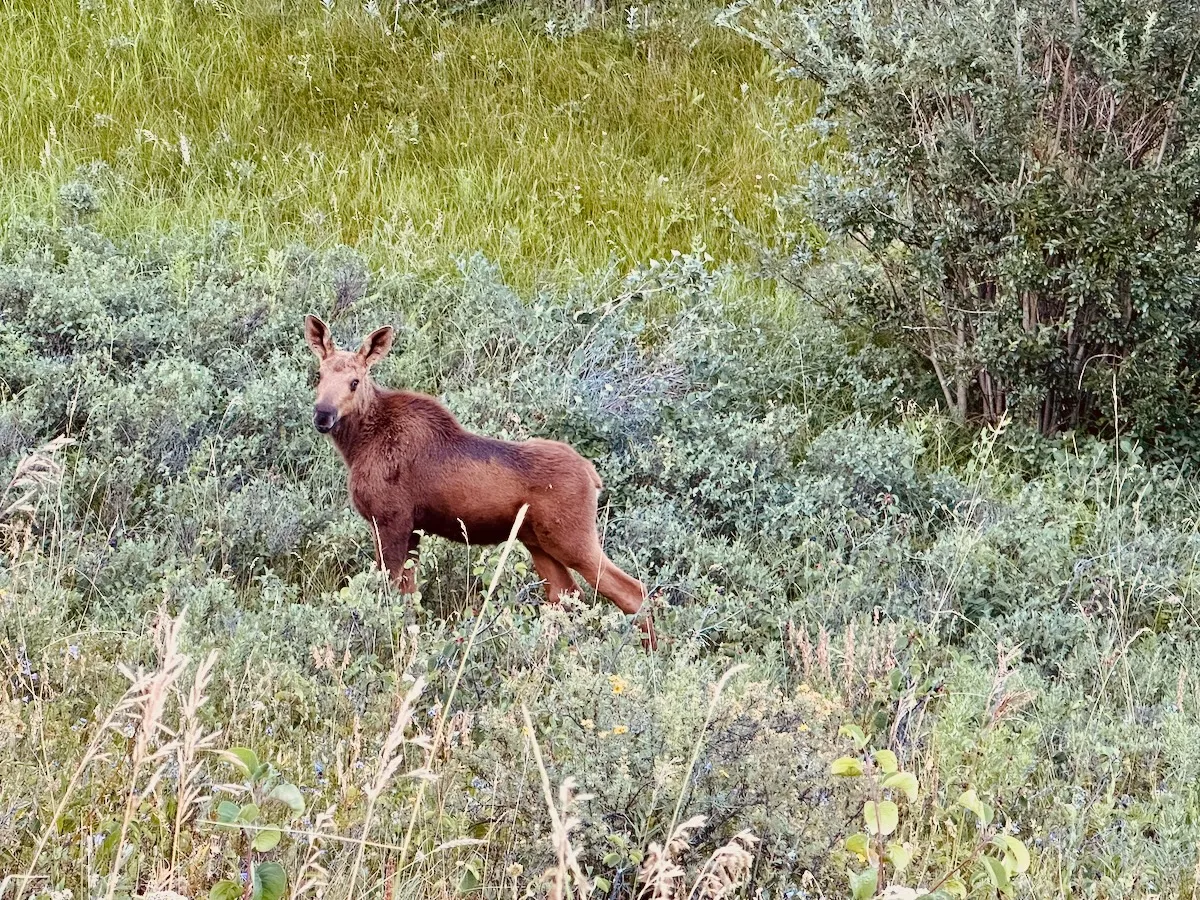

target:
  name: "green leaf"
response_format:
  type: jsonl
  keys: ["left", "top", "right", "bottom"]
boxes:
{"left": 845, "top": 832, "right": 870, "bottom": 860}
{"left": 873, "top": 749, "right": 898, "bottom": 774}
{"left": 594, "top": 877, "right": 612, "bottom": 894}
{"left": 863, "top": 800, "right": 899, "bottom": 836}
{"left": 956, "top": 789, "right": 993, "bottom": 825}
{"left": 979, "top": 856, "right": 1010, "bottom": 891}
{"left": 238, "top": 803, "right": 260, "bottom": 824}
{"left": 999, "top": 835, "right": 1030, "bottom": 874}
{"left": 267, "top": 783, "right": 305, "bottom": 816}
{"left": 215, "top": 800, "right": 241, "bottom": 829}
{"left": 209, "top": 880, "right": 242, "bottom": 900}
{"left": 941, "top": 876, "right": 968, "bottom": 899}
{"left": 882, "top": 771, "right": 919, "bottom": 802}
{"left": 603, "top": 851, "right": 622, "bottom": 867}
{"left": 849, "top": 866, "right": 878, "bottom": 900}
{"left": 252, "top": 861, "right": 287, "bottom": 900}
{"left": 253, "top": 826, "right": 282, "bottom": 852}
{"left": 839, "top": 723, "right": 869, "bottom": 749}
{"left": 831, "top": 756, "right": 865, "bottom": 777}
{"left": 885, "top": 841, "right": 913, "bottom": 871}
{"left": 458, "top": 859, "right": 482, "bottom": 893}
{"left": 225, "top": 747, "right": 261, "bottom": 778}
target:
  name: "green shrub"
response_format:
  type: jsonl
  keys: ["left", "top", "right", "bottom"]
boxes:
{"left": 733, "top": 0, "right": 1200, "bottom": 450}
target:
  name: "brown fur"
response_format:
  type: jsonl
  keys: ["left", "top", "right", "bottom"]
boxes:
{"left": 305, "top": 315, "right": 656, "bottom": 648}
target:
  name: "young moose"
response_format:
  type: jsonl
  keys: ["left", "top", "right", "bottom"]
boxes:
{"left": 305, "top": 315, "right": 656, "bottom": 648}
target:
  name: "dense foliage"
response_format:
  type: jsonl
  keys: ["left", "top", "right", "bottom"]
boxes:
{"left": 733, "top": 0, "right": 1200, "bottom": 446}
{"left": 3, "top": 222, "right": 1200, "bottom": 898}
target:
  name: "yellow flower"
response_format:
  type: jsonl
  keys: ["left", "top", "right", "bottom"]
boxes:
{"left": 608, "top": 674, "right": 628, "bottom": 695}
{"left": 612, "top": 725, "right": 629, "bottom": 735}
{"left": 798, "top": 723, "right": 810, "bottom": 733}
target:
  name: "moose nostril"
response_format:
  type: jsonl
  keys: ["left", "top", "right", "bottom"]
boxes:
{"left": 313, "top": 405, "right": 337, "bottom": 432}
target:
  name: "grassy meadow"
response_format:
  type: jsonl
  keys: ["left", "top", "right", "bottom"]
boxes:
{"left": 1, "top": 0, "right": 817, "bottom": 286}
{"left": 3, "top": 2, "right": 1200, "bottom": 900}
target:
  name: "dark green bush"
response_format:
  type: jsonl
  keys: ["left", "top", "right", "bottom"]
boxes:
{"left": 732, "top": 0, "right": 1200, "bottom": 450}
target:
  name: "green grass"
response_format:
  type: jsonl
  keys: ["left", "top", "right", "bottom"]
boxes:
{"left": 1, "top": 0, "right": 817, "bottom": 286}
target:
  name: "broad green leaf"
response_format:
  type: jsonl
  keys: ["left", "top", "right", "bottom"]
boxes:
{"left": 1000, "top": 835, "right": 1030, "bottom": 874}
{"left": 845, "top": 832, "right": 870, "bottom": 860}
{"left": 215, "top": 800, "right": 241, "bottom": 828}
{"left": 603, "top": 851, "right": 622, "bottom": 867}
{"left": 238, "top": 803, "right": 260, "bottom": 824}
{"left": 253, "top": 826, "right": 282, "bottom": 852}
{"left": 831, "top": 756, "right": 865, "bottom": 777}
{"left": 883, "top": 771, "right": 919, "bottom": 802}
{"left": 839, "top": 723, "right": 869, "bottom": 749}
{"left": 267, "top": 783, "right": 305, "bottom": 816}
{"left": 885, "top": 841, "right": 913, "bottom": 871}
{"left": 210, "top": 880, "right": 242, "bottom": 900}
{"left": 458, "top": 859, "right": 482, "bottom": 893}
{"left": 252, "top": 861, "right": 287, "bottom": 900}
{"left": 873, "top": 749, "right": 899, "bottom": 774}
{"left": 594, "top": 877, "right": 612, "bottom": 894}
{"left": 225, "top": 747, "right": 261, "bottom": 778}
{"left": 863, "top": 800, "right": 899, "bottom": 836}
{"left": 956, "top": 789, "right": 993, "bottom": 825}
{"left": 979, "top": 856, "right": 1010, "bottom": 891}
{"left": 849, "top": 867, "right": 878, "bottom": 900}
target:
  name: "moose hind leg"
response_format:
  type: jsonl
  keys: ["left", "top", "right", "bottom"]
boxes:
{"left": 527, "top": 544, "right": 578, "bottom": 602}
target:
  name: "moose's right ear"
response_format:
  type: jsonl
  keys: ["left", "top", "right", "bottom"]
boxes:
{"left": 304, "top": 314, "right": 335, "bottom": 360}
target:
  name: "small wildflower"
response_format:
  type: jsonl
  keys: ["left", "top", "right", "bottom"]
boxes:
{"left": 507, "top": 863, "right": 524, "bottom": 879}
{"left": 581, "top": 718, "right": 595, "bottom": 730}
{"left": 612, "top": 725, "right": 629, "bottom": 735}
{"left": 608, "top": 674, "right": 628, "bottom": 695}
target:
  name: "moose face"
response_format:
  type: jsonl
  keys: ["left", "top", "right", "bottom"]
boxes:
{"left": 304, "top": 315, "right": 394, "bottom": 433}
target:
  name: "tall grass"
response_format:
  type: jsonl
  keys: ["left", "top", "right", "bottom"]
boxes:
{"left": 1, "top": 0, "right": 818, "bottom": 286}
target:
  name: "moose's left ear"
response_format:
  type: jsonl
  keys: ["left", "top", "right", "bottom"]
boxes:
{"left": 359, "top": 326, "right": 395, "bottom": 368}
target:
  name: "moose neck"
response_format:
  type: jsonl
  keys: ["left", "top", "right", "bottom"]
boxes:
{"left": 328, "top": 382, "right": 383, "bottom": 467}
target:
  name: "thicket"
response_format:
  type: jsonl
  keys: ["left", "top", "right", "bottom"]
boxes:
{"left": 3, "top": 221, "right": 1200, "bottom": 898}
{"left": 731, "top": 0, "right": 1200, "bottom": 448}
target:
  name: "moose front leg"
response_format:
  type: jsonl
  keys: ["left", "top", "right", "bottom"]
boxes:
{"left": 376, "top": 519, "right": 419, "bottom": 593}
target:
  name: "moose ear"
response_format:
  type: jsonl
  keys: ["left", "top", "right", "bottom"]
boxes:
{"left": 304, "top": 314, "right": 335, "bottom": 360}
{"left": 359, "top": 326, "right": 395, "bottom": 368}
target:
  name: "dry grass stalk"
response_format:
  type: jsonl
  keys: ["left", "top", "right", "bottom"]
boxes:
{"left": 290, "top": 806, "right": 338, "bottom": 900}
{"left": 637, "top": 816, "right": 706, "bottom": 900}
{"left": 0, "top": 436, "right": 73, "bottom": 521}
{"left": 688, "top": 830, "right": 759, "bottom": 900}
{"left": 345, "top": 676, "right": 429, "bottom": 900}
{"left": 170, "top": 649, "right": 221, "bottom": 876}
{"left": 984, "top": 643, "right": 1036, "bottom": 730}
{"left": 665, "top": 664, "right": 748, "bottom": 846}
{"left": 397, "top": 505, "right": 528, "bottom": 872}
{"left": 522, "top": 705, "right": 592, "bottom": 900}
{"left": 105, "top": 607, "right": 193, "bottom": 900}
{"left": 816, "top": 627, "right": 831, "bottom": 685}
{"left": 0, "top": 436, "right": 73, "bottom": 559}
{"left": 637, "top": 818, "right": 759, "bottom": 900}
{"left": 21, "top": 607, "right": 196, "bottom": 897}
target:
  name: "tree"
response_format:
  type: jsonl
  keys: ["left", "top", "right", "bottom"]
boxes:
{"left": 731, "top": 0, "right": 1200, "bottom": 443}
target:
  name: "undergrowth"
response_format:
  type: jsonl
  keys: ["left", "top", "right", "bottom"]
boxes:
{"left": 2, "top": 225, "right": 1200, "bottom": 899}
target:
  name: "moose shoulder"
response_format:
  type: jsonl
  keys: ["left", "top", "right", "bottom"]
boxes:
{"left": 304, "top": 314, "right": 656, "bottom": 648}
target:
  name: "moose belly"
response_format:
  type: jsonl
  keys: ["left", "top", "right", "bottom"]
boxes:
{"left": 413, "top": 504, "right": 524, "bottom": 545}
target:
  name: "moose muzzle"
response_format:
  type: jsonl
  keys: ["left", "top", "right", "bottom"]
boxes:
{"left": 313, "top": 404, "right": 338, "bottom": 433}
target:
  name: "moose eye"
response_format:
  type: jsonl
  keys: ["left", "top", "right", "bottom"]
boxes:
{"left": 350, "top": 379, "right": 360, "bottom": 391}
